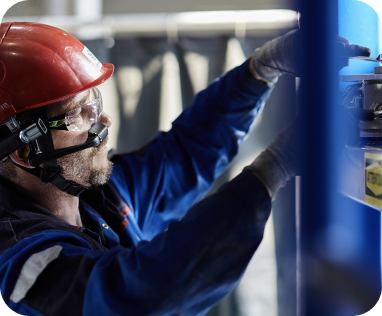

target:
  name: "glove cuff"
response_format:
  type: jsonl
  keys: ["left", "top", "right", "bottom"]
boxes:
{"left": 244, "top": 149, "right": 291, "bottom": 200}
{"left": 252, "top": 48, "right": 281, "bottom": 83}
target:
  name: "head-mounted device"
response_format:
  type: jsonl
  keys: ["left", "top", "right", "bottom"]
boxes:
{"left": 0, "top": 22, "right": 114, "bottom": 196}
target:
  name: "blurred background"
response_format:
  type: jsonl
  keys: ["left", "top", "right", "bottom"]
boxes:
{"left": 5, "top": 1, "right": 301, "bottom": 316}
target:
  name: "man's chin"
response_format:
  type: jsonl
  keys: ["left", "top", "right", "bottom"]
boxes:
{"left": 88, "top": 160, "right": 114, "bottom": 187}
{"left": 93, "top": 145, "right": 110, "bottom": 168}
{"left": 58, "top": 148, "right": 113, "bottom": 188}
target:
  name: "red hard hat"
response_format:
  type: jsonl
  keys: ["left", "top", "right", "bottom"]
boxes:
{"left": 0, "top": 22, "right": 114, "bottom": 124}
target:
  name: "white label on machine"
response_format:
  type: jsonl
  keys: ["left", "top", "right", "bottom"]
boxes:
{"left": 365, "top": 152, "right": 382, "bottom": 208}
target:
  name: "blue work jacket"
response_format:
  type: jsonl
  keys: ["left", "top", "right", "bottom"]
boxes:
{"left": 0, "top": 59, "right": 273, "bottom": 316}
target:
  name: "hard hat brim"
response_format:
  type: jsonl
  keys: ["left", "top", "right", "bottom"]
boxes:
{"left": 22, "top": 63, "right": 115, "bottom": 114}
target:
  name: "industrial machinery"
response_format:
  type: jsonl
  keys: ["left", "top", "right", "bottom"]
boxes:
{"left": 340, "top": 56, "right": 382, "bottom": 209}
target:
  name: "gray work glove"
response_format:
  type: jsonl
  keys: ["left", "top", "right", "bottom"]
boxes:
{"left": 244, "top": 120, "right": 300, "bottom": 199}
{"left": 252, "top": 29, "right": 371, "bottom": 83}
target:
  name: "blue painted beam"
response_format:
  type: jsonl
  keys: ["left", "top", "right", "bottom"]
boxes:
{"left": 297, "top": 0, "right": 381, "bottom": 315}
{"left": 297, "top": 2, "right": 339, "bottom": 314}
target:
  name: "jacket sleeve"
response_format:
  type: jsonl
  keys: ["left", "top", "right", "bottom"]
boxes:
{"left": 1, "top": 171, "right": 271, "bottom": 316}
{"left": 110, "top": 59, "right": 273, "bottom": 239}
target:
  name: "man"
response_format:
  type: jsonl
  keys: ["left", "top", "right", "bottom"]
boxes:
{"left": 0, "top": 22, "right": 369, "bottom": 315}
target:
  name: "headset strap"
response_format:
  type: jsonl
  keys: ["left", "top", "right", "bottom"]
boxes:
{"left": 14, "top": 163, "right": 87, "bottom": 196}
{"left": 12, "top": 107, "right": 88, "bottom": 197}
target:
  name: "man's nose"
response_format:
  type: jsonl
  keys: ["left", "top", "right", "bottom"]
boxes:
{"left": 99, "top": 111, "right": 112, "bottom": 127}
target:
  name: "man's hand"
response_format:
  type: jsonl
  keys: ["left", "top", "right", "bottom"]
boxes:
{"left": 244, "top": 120, "right": 300, "bottom": 199}
{"left": 251, "top": 29, "right": 371, "bottom": 84}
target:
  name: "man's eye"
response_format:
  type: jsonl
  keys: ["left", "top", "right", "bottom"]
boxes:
{"left": 69, "top": 107, "right": 82, "bottom": 116}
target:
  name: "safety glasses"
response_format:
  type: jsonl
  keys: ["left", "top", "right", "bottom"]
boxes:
{"left": 49, "top": 87, "right": 103, "bottom": 132}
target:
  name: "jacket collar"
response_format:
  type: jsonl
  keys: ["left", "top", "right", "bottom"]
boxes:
{"left": 0, "top": 176, "right": 57, "bottom": 220}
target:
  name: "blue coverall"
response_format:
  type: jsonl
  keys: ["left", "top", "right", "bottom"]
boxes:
{"left": 0, "top": 59, "right": 273, "bottom": 316}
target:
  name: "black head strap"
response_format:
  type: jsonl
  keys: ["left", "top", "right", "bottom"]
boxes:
{"left": 14, "top": 107, "right": 88, "bottom": 197}
{"left": 14, "top": 163, "right": 88, "bottom": 196}
{"left": 30, "top": 107, "right": 56, "bottom": 168}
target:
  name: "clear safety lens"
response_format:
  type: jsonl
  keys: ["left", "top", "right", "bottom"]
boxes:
{"left": 49, "top": 87, "right": 103, "bottom": 132}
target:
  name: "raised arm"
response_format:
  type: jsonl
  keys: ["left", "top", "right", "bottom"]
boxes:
{"left": 110, "top": 59, "right": 273, "bottom": 239}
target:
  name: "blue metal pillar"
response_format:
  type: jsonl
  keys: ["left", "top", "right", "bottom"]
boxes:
{"left": 297, "top": 1, "right": 339, "bottom": 314}
{"left": 337, "top": 1, "right": 381, "bottom": 311}
{"left": 298, "top": 0, "right": 381, "bottom": 315}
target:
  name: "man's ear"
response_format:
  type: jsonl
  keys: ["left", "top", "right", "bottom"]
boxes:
{"left": 9, "top": 146, "right": 35, "bottom": 169}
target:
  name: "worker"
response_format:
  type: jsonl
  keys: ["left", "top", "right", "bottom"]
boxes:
{"left": 0, "top": 22, "right": 369, "bottom": 316}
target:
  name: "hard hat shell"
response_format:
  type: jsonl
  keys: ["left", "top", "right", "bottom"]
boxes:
{"left": 0, "top": 22, "right": 114, "bottom": 124}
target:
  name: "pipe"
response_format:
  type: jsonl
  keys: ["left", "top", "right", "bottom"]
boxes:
{"left": 3, "top": 10, "right": 299, "bottom": 39}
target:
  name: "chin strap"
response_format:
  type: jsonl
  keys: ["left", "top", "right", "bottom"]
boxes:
{"left": 14, "top": 107, "right": 89, "bottom": 197}
{"left": 14, "top": 163, "right": 88, "bottom": 196}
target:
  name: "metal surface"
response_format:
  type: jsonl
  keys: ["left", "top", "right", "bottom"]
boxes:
{"left": 350, "top": 54, "right": 382, "bottom": 62}
{"left": 298, "top": 0, "right": 381, "bottom": 315}
{"left": 364, "top": 83, "right": 382, "bottom": 110}
{"left": 337, "top": 1, "right": 381, "bottom": 314}
{"left": 340, "top": 73, "right": 382, "bottom": 81}
{"left": 375, "top": 66, "right": 382, "bottom": 74}
{"left": 340, "top": 57, "right": 382, "bottom": 81}
{"left": 341, "top": 83, "right": 382, "bottom": 139}
{"left": 297, "top": 0, "right": 339, "bottom": 314}
{"left": 339, "top": 143, "right": 382, "bottom": 211}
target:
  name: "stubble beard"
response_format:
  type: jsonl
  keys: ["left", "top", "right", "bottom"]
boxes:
{"left": 58, "top": 141, "right": 113, "bottom": 187}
